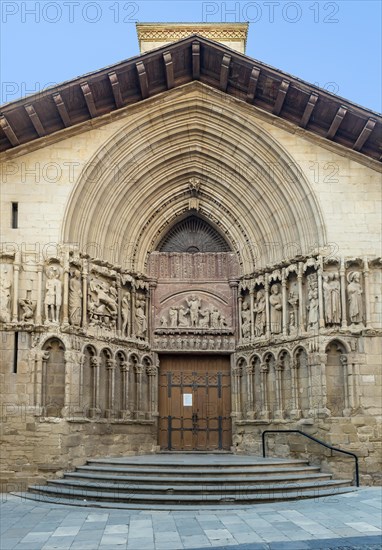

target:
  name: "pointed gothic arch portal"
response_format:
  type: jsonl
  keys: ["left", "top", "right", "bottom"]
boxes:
{"left": 150, "top": 214, "right": 237, "bottom": 451}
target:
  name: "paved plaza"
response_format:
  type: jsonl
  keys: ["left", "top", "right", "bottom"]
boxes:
{"left": 0, "top": 488, "right": 381, "bottom": 550}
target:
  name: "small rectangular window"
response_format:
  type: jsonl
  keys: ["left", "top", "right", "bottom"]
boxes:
{"left": 11, "top": 202, "right": 18, "bottom": 228}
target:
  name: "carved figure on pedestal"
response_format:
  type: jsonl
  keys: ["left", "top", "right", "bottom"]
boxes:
{"left": 88, "top": 277, "right": 118, "bottom": 327}
{"left": 19, "top": 296, "right": 35, "bottom": 322}
{"left": 347, "top": 272, "right": 363, "bottom": 325}
{"left": 287, "top": 290, "right": 298, "bottom": 335}
{"left": 199, "top": 308, "right": 210, "bottom": 328}
{"left": 44, "top": 266, "right": 62, "bottom": 324}
{"left": 178, "top": 306, "right": 190, "bottom": 328}
{"left": 69, "top": 269, "right": 82, "bottom": 326}
{"left": 187, "top": 295, "right": 200, "bottom": 327}
{"left": 0, "top": 268, "right": 12, "bottom": 323}
{"left": 169, "top": 306, "right": 178, "bottom": 328}
{"left": 307, "top": 288, "right": 319, "bottom": 331}
{"left": 254, "top": 289, "right": 266, "bottom": 337}
{"left": 241, "top": 301, "right": 251, "bottom": 338}
{"left": 121, "top": 293, "right": 131, "bottom": 336}
{"left": 160, "top": 315, "right": 168, "bottom": 327}
{"left": 135, "top": 299, "right": 147, "bottom": 338}
{"left": 269, "top": 284, "right": 282, "bottom": 334}
{"left": 323, "top": 273, "right": 341, "bottom": 325}
{"left": 210, "top": 308, "right": 221, "bottom": 329}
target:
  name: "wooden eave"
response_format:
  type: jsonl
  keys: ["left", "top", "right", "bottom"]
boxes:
{"left": 1, "top": 35, "right": 381, "bottom": 161}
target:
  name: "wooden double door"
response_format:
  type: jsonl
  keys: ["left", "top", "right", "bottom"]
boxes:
{"left": 158, "top": 354, "right": 232, "bottom": 451}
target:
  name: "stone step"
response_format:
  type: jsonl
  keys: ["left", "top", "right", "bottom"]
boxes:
{"left": 76, "top": 465, "right": 322, "bottom": 477}
{"left": 26, "top": 483, "right": 357, "bottom": 507}
{"left": 45, "top": 478, "right": 351, "bottom": 496}
{"left": 63, "top": 471, "right": 333, "bottom": 485}
{"left": 24, "top": 454, "right": 356, "bottom": 509}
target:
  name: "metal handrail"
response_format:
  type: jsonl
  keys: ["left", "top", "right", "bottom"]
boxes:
{"left": 262, "top": 429, "right": 359, "bottom": 487}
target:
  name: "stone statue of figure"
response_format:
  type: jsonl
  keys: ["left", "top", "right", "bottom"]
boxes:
{"left": 347, "top": 272, "right": 363, "bottom": 324}
{"left": 178, "top": 306, "right": 190, "bottom": 328}
{"left": 135, "top": 299, "right": 147, "bottom": 338}
{"left": 44, "top": 266, "right": 62, "bottom": 323}
{"left": 210, "top": 308, "right": 221, "bottom": 329}
{"left": 241, "top": 301, "right": 251, "bottom": 338}
{"left": 19, "top": 298, "right": 35, "bottom": 322}
{"left": 169, "top": 307, "right": 178, "bottom": 328}
{"left": 187, "top": 295, "right": 200, "bottom": 327}
{"left": 199, "top": 308, "right": 210, "bottom": 328}
{"left": 323, "top": 272, "right": 341, "bottom": 325}
{"left": 69, "top": 269, "right": 82, "bottom": 326}
{"left": 160, "top": 315, "right": 168, "bottom": 328}
{"left": 254, "top": 289, "right": 266, "bottom": 337}
{"left": 121, "top": 293, "right": 131, "bottom": 336}
{"left": 0, "top": 268, "right": 12, "bottom": 323}
{"left": 269, "top": 284, "right": 282, "bottom": 334}
{"left": 330, "top": 273, "right": 341, "bottom": 324}
{"left": 307, "top": 288, "right": 319, "bottom": 330}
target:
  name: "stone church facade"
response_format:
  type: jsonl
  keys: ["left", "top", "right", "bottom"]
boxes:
{"left": 1, "top": 24, "right": 381, "bottom": 489}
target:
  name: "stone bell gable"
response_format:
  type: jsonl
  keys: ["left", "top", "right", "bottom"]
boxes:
{"left": 0, "top": 24, "right": 381, "bottom": 488}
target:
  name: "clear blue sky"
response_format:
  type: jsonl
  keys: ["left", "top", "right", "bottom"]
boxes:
{"left": 1, "top": 0, "right": 381, "bottom": 111}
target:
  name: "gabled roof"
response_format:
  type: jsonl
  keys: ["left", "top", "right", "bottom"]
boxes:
{"left": 1, "top": 35, "right": 381, "bottom": 161}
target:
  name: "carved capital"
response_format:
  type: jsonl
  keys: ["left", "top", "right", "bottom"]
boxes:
{"left": 90, "top": 357, "right": 100, "bottom": 368}
{"left": 106, "top": 359, "right": 117, "bottom": 369}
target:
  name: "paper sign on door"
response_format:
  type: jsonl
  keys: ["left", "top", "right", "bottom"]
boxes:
{"left": 183, "top": 393, "right": 192, "bottom": 406}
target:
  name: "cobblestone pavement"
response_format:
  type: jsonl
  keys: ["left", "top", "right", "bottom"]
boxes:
{"left": 0, "top": 488, "right": 380, "bottom": 550}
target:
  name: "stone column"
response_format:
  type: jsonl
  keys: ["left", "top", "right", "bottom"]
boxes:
{"left": 41, "top": 350, "right": 50, "bottom": 413}
{"left": 89, "top": 356, "right": 100, "bottom": 418}
{"left": 105, "top": 359, "right": 116, "bottom": 418}
{"left": 274, "top": 362, "right": 284, "bottom": 419}
{"left": 245, "top": 362, "right": 255, "bottom": 419}
{"left": 363, "top": 257, "right": 371, "bottom": 328}
{"left": 229, "top": 280, "right": 239, "bottom": 345}
{"left": 116, "top": 275, "right": 122, "bottom": 337}
{"left": 149, "top": 281, "right": 157, "bottom": 343}
{"left": 62, "top": 254, "right": 69, "bottom": 325}
{"left": 260, "top": 363, "right": 269, "bottom": 420}
{"left": 265, "top": 275, "right": 271, "bottom": 339}
{"left": 231, "top": 363, "right": 243, "bottom": 419}
{"left": 249, "top": 285, "right": 255, "bottom": 341}
{"left": 340, "top": 257, "right": 347, "bottom": 329}
{"left": 281, "top": 270, "right": 287, "bottom": 337}
{"left": 146, "top": 364, "right": 159, "bottom": 419}
{"left": 11, "top": 255, "right": 20, "bottom": 323}
{"left": 297, "top": 262, "right": 304, "bottom": 333}
{"left": 347, "top": 353, "right": 362, "bottom": 411}
{"left": 290, "top": 359, "right": 301, "bottom": 420}
{"left": 309, "top": 352, "right": 329, "bottom": 418}
{"left": 134, "top": 363, "right": 145, "bottom": 419}
{"left": 340, "top": 354, "right": 350, "bottom": 415}
{"left": 317, "top": 257, "right": 325, "bottom": 328}
{"left": 120, "top": 361, "right": 131, "bottom": 419}
{"left": 82, "top": 260, "right": 88, "bottom": 328}
{"left": 35, "top": 264, "right": 43, "bottom": 324}
{"left": 238, "top": 295, "right": 243, "bottom": 342}
{"left": 131, "top": 285, "right": 136, "bottom": 338}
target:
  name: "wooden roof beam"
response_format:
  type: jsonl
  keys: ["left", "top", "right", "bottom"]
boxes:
{"left": 300, "top": 92, "right": 318, "bottom": 128}
{"left": 25, "top": 104, "right": 46, "bottom": 137}
{"left": 246, "top": 67, "right": 260, "bottom": 103}
{"left": 52, "top": 93, "right": 71, "bottom": 127}
{"left": 136, "top": 61, "right": 149, "bottom": 99}
{"left": 353, "top": 118, "right": 376, "bottom": 152}
{"left": 273, "top": 80, "right": 290, "bottom": 116}
{"left": 108, "top": 72, "right": 124, "bottom": 109}
{"left": 326, "top": 106, "right": 347, "bottom": 139}
{"left": 80, "top": 82, "right": 97, "bottom": 118}
{"left": 163, "top": 52, "right": 175, "bottom": 89}
{"left": 0, "top": 115, "right": 20, "bottom": 146}
{"left": 220, "top": 54, "right": 231, "bottom": 92}
{"left": 192, "top": 41, "right": 200, "bottom": 80}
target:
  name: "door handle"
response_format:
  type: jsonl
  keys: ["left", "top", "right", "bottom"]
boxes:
{"left": 192, "top": 413, "right": 198, "bottom": 424}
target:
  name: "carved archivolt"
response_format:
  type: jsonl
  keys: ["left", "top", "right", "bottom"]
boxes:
{"left": 62, "top": 85, "right": 327, "bottom": 274}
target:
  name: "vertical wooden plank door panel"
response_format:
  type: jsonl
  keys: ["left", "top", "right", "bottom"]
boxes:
{"left": 158, "top": 354, "right": 231, "bottom": 451}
